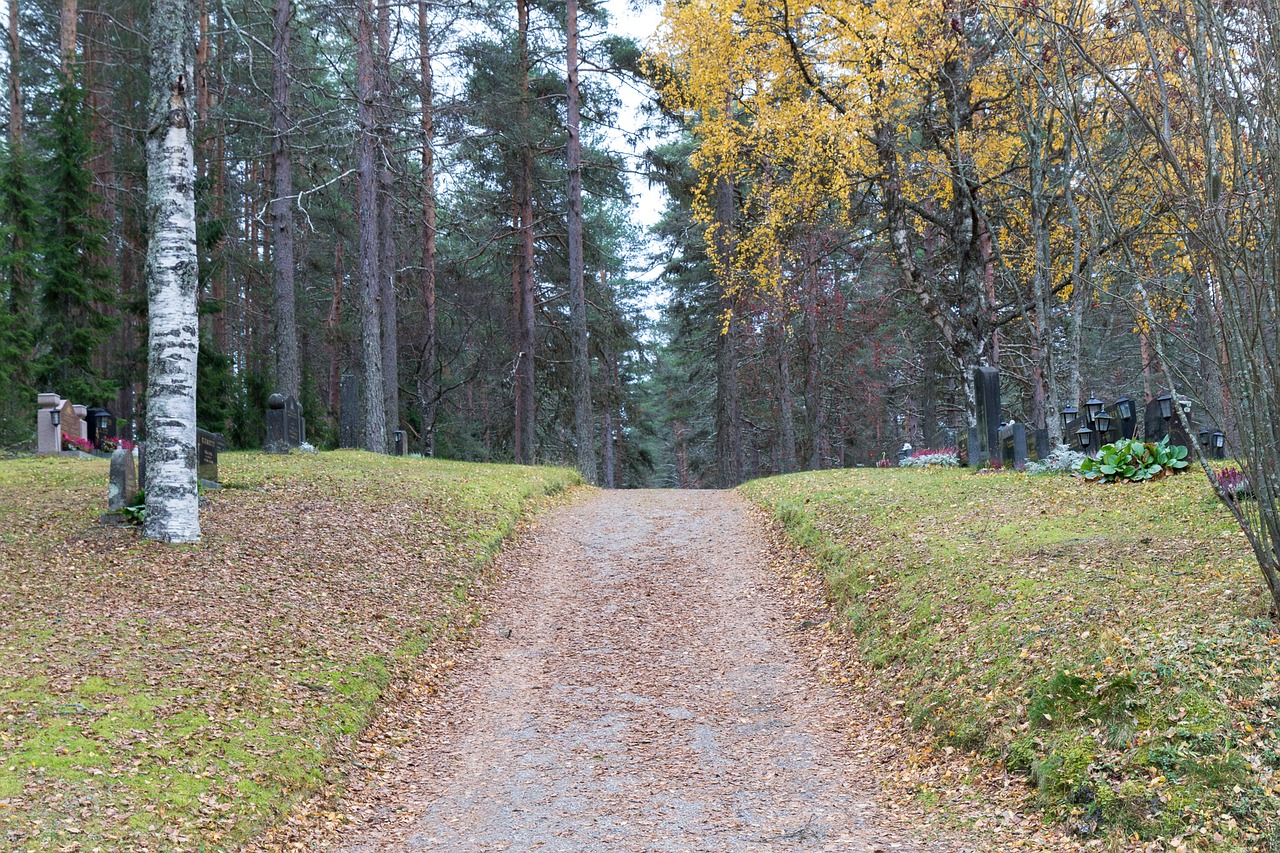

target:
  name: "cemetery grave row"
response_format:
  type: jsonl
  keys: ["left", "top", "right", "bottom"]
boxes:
{"left": 953, "top": 368, "right": 1226, "bottom": 469}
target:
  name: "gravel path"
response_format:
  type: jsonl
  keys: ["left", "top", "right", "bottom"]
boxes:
{"left": 338, "top": 489, "right": 954, "bottom": 852}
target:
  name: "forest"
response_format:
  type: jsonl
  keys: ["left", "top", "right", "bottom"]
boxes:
{"left": 1, "top": 0, "right": 1277, "bottom": 492}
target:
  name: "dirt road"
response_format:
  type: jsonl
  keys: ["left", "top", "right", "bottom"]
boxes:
{"left": 337, "top": 489, "right": 952, "bottom": 852}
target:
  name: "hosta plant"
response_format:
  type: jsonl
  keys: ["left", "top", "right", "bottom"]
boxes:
{"left": 1078, "top": 436, "right": 1189, "bottom": 483}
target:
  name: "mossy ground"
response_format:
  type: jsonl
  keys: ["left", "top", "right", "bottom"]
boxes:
{"left": 744, "top": 467, "right": 1280, "bottom": 851}
{"left": 0, "top": 452, "right": 579, "bottom": 850}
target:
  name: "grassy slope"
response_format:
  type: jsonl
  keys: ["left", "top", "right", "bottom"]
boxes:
{"left": 0, "top": 452, "right": 580, "bottom": 851}
{"left": 744, "top": 468, "right": 1280, "bottom": 851}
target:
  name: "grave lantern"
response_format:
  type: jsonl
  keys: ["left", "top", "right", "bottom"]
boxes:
{"left": 1076, "top": 425, "right": 1093, "bottom": 448}
{"left": 1093, "top": 410, "right": 1112, "bottom": 436}
{"left": 1157, "top": 394, "right": 1174, "bottom": 420}
{"left": 1060, "top": 406, "right": 1079, "bottom": 431}
{"left": 1115, "top": 397, "right": 1134, "bottom": 420}
{"left": 1199, "top": 429, "right": 1211, "bottom": 447}
{"left": 1213, "top": 431, "right": 1225, "bottom": 449}
{"left": 1085, "top": 396, "right": 1106, "bottom": 422}
{"left": 95, "top": 412, "right": 109, "bottom": 434}
{"left": 49, "top": 408, "right": 60, "bottom": 427}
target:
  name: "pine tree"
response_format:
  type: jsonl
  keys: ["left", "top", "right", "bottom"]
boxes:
{"left": 37, "top": 79, "right": 116, "bottom": 404}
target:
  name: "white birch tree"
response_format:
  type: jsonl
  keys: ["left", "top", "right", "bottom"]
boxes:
{"left": 143, "top": 0, "right": 200, "bottom": 543}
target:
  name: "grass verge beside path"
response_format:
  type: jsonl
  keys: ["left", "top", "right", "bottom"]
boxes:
{"left": 0, "top": 452, "right": 580, "bottom": 851}
{"left": 744, "top": 468, "right": 1280, "bottom": 851}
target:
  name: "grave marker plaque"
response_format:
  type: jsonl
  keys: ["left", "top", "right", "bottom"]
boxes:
{"left": 197, "top": 429, "right": 226, "bottom": 482}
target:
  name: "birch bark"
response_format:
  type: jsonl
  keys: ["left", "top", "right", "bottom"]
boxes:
{"left": 143, "top": 0, "right": 200, "bottom": 544}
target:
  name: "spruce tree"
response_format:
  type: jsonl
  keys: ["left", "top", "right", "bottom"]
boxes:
{"left": 37, "top": 79, "right": 115, "bottom": 405}
{"left": 0, "top": 141, "right": 41, "bottom": 445}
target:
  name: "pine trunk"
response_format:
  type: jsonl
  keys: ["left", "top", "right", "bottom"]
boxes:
{"left": 143, "top": 0, "right": 200, "bottom": 544}
{"left": 355, "top": 0, "right": 386, "bottom": 452}
{"left": 514, "top": 0, "right": 536, "bottom": 463}
{"left": 417, "top": 1, "right": 438, "bottom": 455}
{"left": 565, "top": 0, "right": 595, "bottom": 483}
{"left": 7, "top": 0, "right": 21, "bottom": 146}
{"left": 778, "top": 324, "right": 797, "bottom": 474}
{"left": 60, "top": 0, "right": 76, "bottom": 79}
{"left": 377, "top": 3, "right": 398, "bottom": 442}
{"left": 712, "top": 173, "right": 743, "bottom": 487}
{"left": 270, "top": 0, "right": 299, "bottom": 400}
{"left": 803, "top": 254, "right": 826, "bottom": 469}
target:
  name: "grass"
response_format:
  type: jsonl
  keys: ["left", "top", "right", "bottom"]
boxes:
{"left": 743, "top": 466, "right": 1280, "bottom": 851}
{"left": 0, "top": 451, "right": 580, "bottom": 851}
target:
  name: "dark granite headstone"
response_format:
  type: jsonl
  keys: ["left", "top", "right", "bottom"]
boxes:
{"left": 137, "top": 441, "right": 146, "bottom": 491}
{"left": 999, "top": 423, "right": 1029, "bottom": 468}
{"left": 1144, "top": 397, "right": 1192, "bottom": 447}
{"left": 197, "top": 429, "right": 226, "bottom": 482}
{"left": 1113, "top": 398, "right": 1138, "bottom": 439}
{"left": 974, "top": 367, "right": 1001, "bottom": 465}
{"left": 339, "top": 374, "right": 362, "bottom": 449}
{"left": 960, "top": 425, "right": 982, "bottom": 468}
{"left": 1032, "top": 428, "right": 1050, "bottom": 461}
{"left": 86, "top": 407, "right": 116, "bottom": 449}
{"left": 265, "top": 393, "right": 304, "bottom": 453}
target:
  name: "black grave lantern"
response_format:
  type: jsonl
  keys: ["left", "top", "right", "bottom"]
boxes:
{"left": 95, "top": 412, "right": 109, "bottom": 434}
{"left": 1199, "top": 429, "right": 1211, "bottom": 447}
{"left": 1115, "top": 397, "right": 1134, "bottom": 420}
{"left": 1085, "top": 396, "right": 1106, "bottom": 423}
{"left": 1060, "top": 406, "right": 1079, "bottom": 432}
{"left": 1077, "top": 425, "right": 1093, "bottom": 448}
{"left": 49, "top": 407, "right": 60, "bottom": 427}
{"left": 1093, "top": 410, "right": 1112, "bottom": 436}
{"left": 1157, "top": 394, "right": 1174, "bottom": 420}
{"left": 1213, "top": 431, "right": 1225, "bottom": 450}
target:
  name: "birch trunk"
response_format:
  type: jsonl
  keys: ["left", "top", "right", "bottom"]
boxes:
{"left": 566, "top": 0, "right": 595, "bottom": 483}
{"left": 356, "top": 0, "right": 386, "bottom": 452}
{"left": 8, "top": 0, "right": 21, "bottom": 146}
{"left": 143, "top": 0, "right": 200, "bottom": 544}
{"left": 269, "top": 0, "right": 299, "bottom": 399}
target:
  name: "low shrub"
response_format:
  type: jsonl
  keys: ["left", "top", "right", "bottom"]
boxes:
{"left": 1215, "top": 466, "right": 1253, "bottom": 501}
{"left": 1026, "top": 445, "right": 1085, "bottom": 475}
{"left": 1079, "top": 436, "right": 1188, "bottom": 483}
{"left": 899, "top": 447, "right": 959, "bottom": 468}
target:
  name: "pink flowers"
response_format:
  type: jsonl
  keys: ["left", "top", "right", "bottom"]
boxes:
{"left": 60, "top": 432, "right": 96, "bottom": 453}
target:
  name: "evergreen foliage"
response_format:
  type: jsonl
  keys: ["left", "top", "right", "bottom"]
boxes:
{"left": 36, "top": 79, "right": 115, "bottom": 405}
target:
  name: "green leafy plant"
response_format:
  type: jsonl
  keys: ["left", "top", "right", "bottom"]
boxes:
{"left": 121, "top": 489, "right": 146, "bottom": 526}
{"left": 1079, "top": 437, "right": 1189, "bottom": 483}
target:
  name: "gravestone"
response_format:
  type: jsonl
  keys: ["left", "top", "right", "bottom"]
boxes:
{"left": 974, "top": 367, "right": 1001, "bottom": 465}
{"left": 339, "top": 374, "right": 361, "bottom": 449}
{"left": 1144, "top": 397, "right": 1192, "bottom": 447}
{"left": 86, "top": 407, "right": 116, "bottom": 449}
{"left": 960, "top": 425, "right": 982, "bottom": 468}
{"left": 137, "top": 442, "right": 146, "bottom": 491}
{"left": 1000, "top": 423, "right": 1029, "bottom": 469}
{"left": 1112, "top": 398, "right": 1138, "bottom": 439}
{"left": 107, "top": 448, "right": 138, "bottom": 512}
{"left": 197, "top": 429, "right": 226, "bottom": 483}
{"left": 265, "top": 393, "right": 306, "bottom": 453}
{"left": 393, "top": 429, "right": 406, "bottom": 456}
{"left": 1032, "top": 428, "right": 1050, "bottom": 461}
